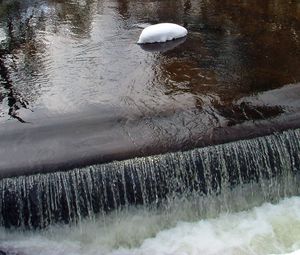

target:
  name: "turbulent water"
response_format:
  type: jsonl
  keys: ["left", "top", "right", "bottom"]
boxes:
{"left": 1, "top": 128, "right": 299, "bottom": 228}
{"left": 0, "top": 128, "right": 300, "bottom": 254}
{"left": 1, "top": 196, "right": 300, "bottom": 255}
{"left": 1, "top": 1, "right": 300, "bottom": 254}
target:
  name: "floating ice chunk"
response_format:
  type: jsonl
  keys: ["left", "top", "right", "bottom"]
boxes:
{"left": 137, "top": 23, "right": 187, "bottom": 44}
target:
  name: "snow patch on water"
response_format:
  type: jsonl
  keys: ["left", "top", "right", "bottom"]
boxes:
{"left": 137, "top": 23, "right": 187, "bottom": 44}
{"left": 0, "top": 28, "right": 6, "bottom": 42}
{"left": 1, "top": 196, "right": 300, "bottom": 255}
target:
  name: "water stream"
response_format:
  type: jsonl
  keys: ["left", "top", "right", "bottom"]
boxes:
{"left": 1, "top": 0, "right": 300, "bottom": 254}
{"left": 1, "top": 128, "right": 299, "bottom": 230}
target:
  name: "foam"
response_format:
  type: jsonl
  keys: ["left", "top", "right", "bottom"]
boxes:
{"left": 1, "top": 196, "right": 300, "bottom": 255}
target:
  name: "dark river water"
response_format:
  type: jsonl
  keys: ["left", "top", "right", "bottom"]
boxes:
{"left": 1, "top": 1, "right": 300, "bottom": 254}
{"left": 0, "top": 0, "right": 300, "bottom": 173}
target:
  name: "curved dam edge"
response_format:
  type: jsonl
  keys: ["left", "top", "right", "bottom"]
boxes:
{"left": 0, "top": 110, "right": 300, "bottom": 179}
{"left": 0, "top": 127, "right": 299, "bottom": 228}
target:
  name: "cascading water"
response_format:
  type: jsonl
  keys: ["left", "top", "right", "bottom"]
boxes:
{"left": 0, "top": 128, "right": 299, "bottom": 229}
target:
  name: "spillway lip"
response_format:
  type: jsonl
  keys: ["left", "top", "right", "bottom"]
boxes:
{"left": 0, "top": 111, "right": 300, "bottom": 179}
{"left": 0, "top": 126, "right": 299, "bottom": 229}
{"left": 137, "top": 23, "right": 188, "bottom": 44}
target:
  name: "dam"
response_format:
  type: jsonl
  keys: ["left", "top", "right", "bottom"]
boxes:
{"left": 1, "top": 128, "right": 300, "bottom": 229}
{"left": 1, "top": 0, "right": 300, "bottom": 254}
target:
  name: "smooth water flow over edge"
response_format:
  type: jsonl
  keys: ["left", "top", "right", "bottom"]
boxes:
{"left": 0, "top": 128, "right": 300, "bottom": 228}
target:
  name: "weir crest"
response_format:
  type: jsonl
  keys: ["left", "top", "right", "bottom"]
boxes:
{"left": 0, "top": 129, "right": 300, "bottom": 229}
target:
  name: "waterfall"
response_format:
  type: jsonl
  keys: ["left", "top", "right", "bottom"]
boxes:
{"left": 0, "top": 129, "right": 300, "bottom": 229}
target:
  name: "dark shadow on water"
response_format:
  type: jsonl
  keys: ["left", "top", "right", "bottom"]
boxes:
{"left": 0, "top": 56, "right": 28, "bottom": 123}
{"left": 139, "top": 36, "right": 187, "bottom": 53}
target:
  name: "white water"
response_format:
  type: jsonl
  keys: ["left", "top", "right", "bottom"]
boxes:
{"left": 1, "top": 196, "right": 300, "bottom": 255}
{"left": 1, "top": 129, "right": 300, "bottom": 253}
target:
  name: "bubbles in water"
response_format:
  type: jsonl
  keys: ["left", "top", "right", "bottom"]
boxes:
{"left": 1, "top": 197, "right": 300, "bottom": 255}
{"left": 0, "top": 129, "right": 300, "bottom": 228}
{"left": 0, "top": 129, "right": 300, "bottom": 255}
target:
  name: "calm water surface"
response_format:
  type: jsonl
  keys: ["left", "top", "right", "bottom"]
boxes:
{"left": 0, "top": 0, "right": 300, "bottom": 170}
{"left": 1, "top": 0, "right": 300, "bottom": 120}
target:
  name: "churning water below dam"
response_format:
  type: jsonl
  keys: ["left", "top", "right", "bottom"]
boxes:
{"left": 1, "top": 128, "right": 300, "bottom": 254}
{"left": 1, "top": 0, "right": 300, "bottom": 254}
{"left": 1, "top": 196, "right": 300, "bottom": 255}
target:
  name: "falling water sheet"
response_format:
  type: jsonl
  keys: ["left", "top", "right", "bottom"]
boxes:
{"left": 0, "top": 1, "right": 300, "bottom": 254}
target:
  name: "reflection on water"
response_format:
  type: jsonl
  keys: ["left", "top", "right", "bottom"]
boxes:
{"left": 0, "top": 2, "right": 300, "bottom": 252}
{"left": 139, "top": 37, "right": 187, "bottom": 53}
{"left": 0, "top": 0, "right": 299, "bottom": 124}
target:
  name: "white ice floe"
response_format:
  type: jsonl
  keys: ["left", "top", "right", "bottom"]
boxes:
{"left": 137, "top": 23, "right": 187, "bottom": 44}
